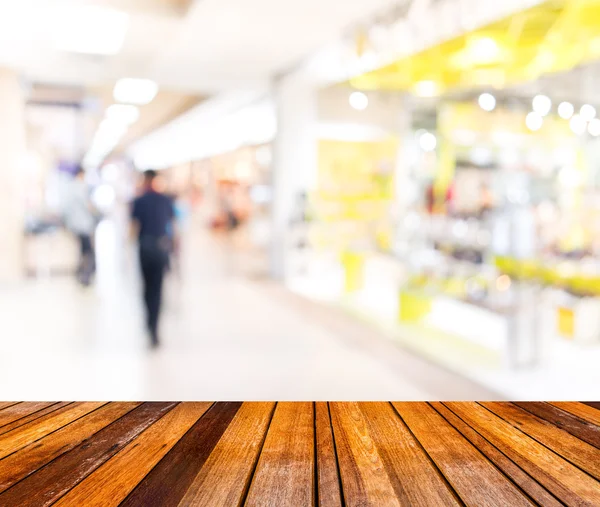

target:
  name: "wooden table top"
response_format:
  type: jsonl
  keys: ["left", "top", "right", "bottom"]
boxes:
{"left": 0, "top": 402, "right": 598, "bottom": 506}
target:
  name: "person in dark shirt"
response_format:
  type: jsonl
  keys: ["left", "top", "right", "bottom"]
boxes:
{"left": 131, "top": 170, "right": 177, "bottom": 347}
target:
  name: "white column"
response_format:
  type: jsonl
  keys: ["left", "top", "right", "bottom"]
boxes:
{"left": 270, "top": 74, "right": 318, "bottom": 280}
{"left": 0, "top": 69, "right": 26, "bottom": 283}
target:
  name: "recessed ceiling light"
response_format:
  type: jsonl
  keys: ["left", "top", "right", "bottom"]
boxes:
{"left": 113, "top": 78, "right": 158, "bottom": 105}
{"left": 53, "top": 6, "right": 129, "bottom": 56}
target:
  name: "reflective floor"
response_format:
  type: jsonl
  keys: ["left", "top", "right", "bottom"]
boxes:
{"left": 0, "top": 213, "right": 493, "bottom": 400}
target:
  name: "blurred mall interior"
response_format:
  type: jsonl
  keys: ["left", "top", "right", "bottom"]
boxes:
{"left": 2, "top": 0, "right": 600, "bottom": 400}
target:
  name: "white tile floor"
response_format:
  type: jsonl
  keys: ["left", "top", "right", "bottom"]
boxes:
{"left": 0, "top": 217, "right": 494, "bottom": 401}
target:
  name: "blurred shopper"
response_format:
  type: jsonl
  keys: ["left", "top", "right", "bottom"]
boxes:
{"left": 64, "top": 166, "right": 96, "bottom": 286}
{"left": 131, "top": 170, "right": 177, "bottom": 348}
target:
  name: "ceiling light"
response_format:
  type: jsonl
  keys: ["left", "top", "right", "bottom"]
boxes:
{"left": 558, "top": 102, "right": 574, "bottom": 120}
{"left": 580, "top": 104, "right": 597, "bottom": 121}
{"left": 349, "top": 91, "right": 369, "bottom": 111}
{"left": 419, "top": 132, "right": 437, "bottom": 152}
{"left": 106, "top": 104, "right": 140, "bottom": 125}
{"left": 469, "top": 37, "right": 501, "bottom": 63}
{"left": 570, "top": 115, "right": 586, "bottom": 136}
{"left": 414, "top": 80, "right": 439, "bottom": 97}
{"left": 588, "top": 118, "right": 600, "bottom": 136}
{"left": 532, "top": 95, "right": 551, "bottom": 116}
{"left": 52, "top": 6, "right": 129, "bottom": 56}
{"left": 478, "top": 93, "right": 496, "bottom": 112}
{"left": 113, "top": 78, "right": 158, "bottom": 105}
{"left": 525, "top": 112, "right": 543, "bottom": 132}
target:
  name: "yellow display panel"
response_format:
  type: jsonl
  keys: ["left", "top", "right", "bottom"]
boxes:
{"left": 351, "top": 0, "right": 600, "bottom": 93}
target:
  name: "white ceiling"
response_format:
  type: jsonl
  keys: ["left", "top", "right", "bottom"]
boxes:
{"left": 0, "top": 0, "right": 397, "bottom": 94}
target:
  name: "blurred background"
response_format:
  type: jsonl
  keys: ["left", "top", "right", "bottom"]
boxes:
{"left": 1, "top": 0, "right": 600, "bottom": 400}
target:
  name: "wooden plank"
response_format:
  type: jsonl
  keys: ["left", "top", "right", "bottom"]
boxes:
{"left": 0, "top": 403, "right": 20, "bottom": 412}
{"left": 120, "top": 402, "right": 241, "bottom": 507}
{"left": 444, "top": 402, "right": 600, "bottom": 506}
{"left": 431, "top": 402, "right": 562, "bottom": 507}
{"left": 0, "top": 402, "right": 72, "bottom": 437}
{"left": 583, "top": 402, "right": 600, "bottom": 411}
{"left": 53, "top": 402, "right": 212, "bottom": 507}
{"left": 393, "top": 402, "right": 533, "bottom": 506}
{"left": 360, "top": 403, "right": 459, "bottom": 506}
{"left": 513, "top": 402, "right": 600, "bottom": 450}
{"left": 315, "top": 402, "right": 343, "bottom": 507}
{"left": 245, "top": 402, "right": 315, "bottom": 507}
{"left": 0, "top": 402, "right": 59, "bottom": 432}
{"left": 0, "top": 402, "right": 140, "bottom": 493}
{"left": 178, "top": 402, "right": 276, "bottom": 507}
{"left": 0, "top": 402, "right": 176, "bottom": 507}
{"left": 549, "top": 402, "right": 600, "bottom": 427}
{"left": 483, "top": 402, "right": 600, "bottom": 480}
{"left": 329, "top": 402, "right": 401, "bottom": 506}
{"left": 0, "top": 402, "right": 105, "bottom": 459}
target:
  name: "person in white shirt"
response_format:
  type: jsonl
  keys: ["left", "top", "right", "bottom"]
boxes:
{"left": 64, "top": 167, "right": 96, "bottom": 286}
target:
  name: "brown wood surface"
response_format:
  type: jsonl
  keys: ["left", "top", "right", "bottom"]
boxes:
{"left": 0, "top": 402, "right": 60, "bottom": 433}
{"left": 394, "top": 402, "right": 533, "bottom": 506}
{"left": 0, "top": 402, "right": 140, "bottom": 493}
{"left": 482, "top": 402, "right": 600, "bottom": 480}
{"left": 513, "top": 402, "right": 600, "bottom": 450}
{"left": 445, "top": 402, "right": 600, "bottom": 506}
{"left": 178, "top": 402, "right": 276, "bottom": 507}
{"left": 54, "top": 402, "right": 212, "bottom": 507}
{"left": 331, "top": 402, "right": 400, "bottom": 506}
{"left": 359, "top": 402, "right": 459, "bottom": 506}
{"left": 0, "top": 402, "right": 598, "bottom": 506}
{"left": 0, "top": 402, "right": 176, "bottom": 507}
{"left": 120, "top": 402, "right": 242, "bottom": 507}
{"left": 0, "top": 402, "right": 105, "bottom": 460}
{"left": 549, "top": 402, "right": 600, "bottom": 427}
{"left": 0, "top": 402, "right": 72, "bottom": 437}
{"left": 315, "top": 402, "right": 343, "bottom": 507}
{"left": 246, "top": 402, "right": 315, "bottom": 507}
{"left": 430, "top": 402, "right": 563, "bottom": 507}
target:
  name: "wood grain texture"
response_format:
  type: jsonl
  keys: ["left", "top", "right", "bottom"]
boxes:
{"left": 0, "top": 402, "right": 105, "bottom": 459}
{"left": 0, "top": 402, "right": 176, "bottom": 507}
{"left": 513, "top": 402, "right": 600, "bottom": 450}
{"left": 54, "top": 402, "right": 212, "bottom": 507}
{"left": 315, "top": 402, "right": 343, "bottom": 507}
{"left": 0, "top": 402, "right": 59, "bottom": 432}
{"left": 0, "top": 402, "right": 72, "bottom": 437}
{"left": 0, "top": 403, "right": 20, "bottom": 412}
{"left": 245, "top": 402, "right": 315, "bottom": 507}
{"left": 329, "top": 402, "right": 402, "bottom": 507}
{"left": 583, "top": 402, "right": 600, "bottom": 411}
{"left": 120, "top": 402, "right": 241, "bottom": 507}
{"left": 430, "top": 402, "right": 563, "bottom": 507}
{"left": 550, "top": 402, "right": 600, "bottom": 427}
{"left": 394, "top": 402, "right": 533, "bottom": 506}
{"left": 0, "top": 402, "right": 139, "bottom": 493}
{"left": 445, "top": 402, "right": 600, "bottom": 506}
{"left": 178, "top": 402, "right": 276, "bottom": 507}
{"left": 0, "top": 402, "right": 598, "bottom": 505}
{"left": 359, "top": 403, "right": 459, "bottom": 506}
{"left": 482, "top": 402, "right": 600, "bottom": 480}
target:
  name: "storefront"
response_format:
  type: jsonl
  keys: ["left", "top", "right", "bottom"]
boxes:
{"left": 284, "top": 0, "right": 600, "bottom": 398}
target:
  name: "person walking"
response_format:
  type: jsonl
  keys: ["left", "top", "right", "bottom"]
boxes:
{"left": 64, "top": 166, "right": 96, "bottom": 286}
{"left": 131, "top": 170, "right": 177, "bottom": 348}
